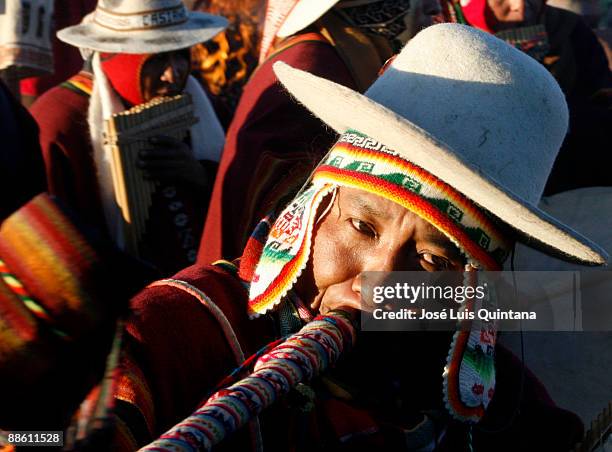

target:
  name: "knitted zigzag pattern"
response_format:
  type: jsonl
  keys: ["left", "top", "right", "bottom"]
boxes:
{"left": 443, "top": 271, "right": 497, "bottom": 423}
{"left": 248, "top": 184, "right": 335, "bottom": 317}
{"left": 314, "top": 131, "right": 511, "bottom": 270}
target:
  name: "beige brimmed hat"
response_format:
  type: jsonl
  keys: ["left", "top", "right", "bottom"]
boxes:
{"left": 57, "top": 0, "right": 228, "bottom": 54}
{"left": 273, "top": 23, "right": 608, "bottom": 265}
{"left": 276, "top": 0, "right": 339, "bottom": 38}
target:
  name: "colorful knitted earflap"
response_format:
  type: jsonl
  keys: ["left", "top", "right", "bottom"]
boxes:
{"left": 443, "top": 270, "right": 498, "bottom": 423}
{"left": 248, "top": 183, "right": 336, "bottom": 317}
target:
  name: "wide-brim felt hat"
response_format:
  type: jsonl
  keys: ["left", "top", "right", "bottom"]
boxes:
{"left": 57, "top": 0, "right": 228, "bottom": 54}
{"left": 273, "top": 23, "right": 608, "bottom": 266}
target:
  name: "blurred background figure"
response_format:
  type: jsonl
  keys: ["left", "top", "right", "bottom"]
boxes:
{"left": 30, "top": 0, "right": 227, "bottom": 276}
{"left": 447, "top": 0, "right": 612, "bottom": 196}
{"left": 1, "top": 72, "right": 155, "bottom": 444}
{"left": 0, "top": 193, "right": 154, "bottom": 440}
{"left": 545, "top": 0, "right": 612, "bottom": 70}
{"left": 19, "top": 0, "right": 97, "bottom": 107}
{"left": 199, "top": 0, "right": 445, "bottom": 264}
{"left": 187, "top": 0, "right": 265, "bottom": 128}
{"left": 0, "top": 0, "right": 55, "bottom": 99}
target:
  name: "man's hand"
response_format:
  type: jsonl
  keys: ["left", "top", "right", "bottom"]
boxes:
{"left": 137, "top": 135, "right": 209, "bottom": 192}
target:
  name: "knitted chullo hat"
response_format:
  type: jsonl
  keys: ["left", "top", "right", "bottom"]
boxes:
{"left": 99, "top": 52, "right": 154, "bottom": 107}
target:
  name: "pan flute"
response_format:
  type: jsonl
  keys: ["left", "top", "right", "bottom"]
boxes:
{"left": 103, "top": 94, "right": 198, "bottom": 256}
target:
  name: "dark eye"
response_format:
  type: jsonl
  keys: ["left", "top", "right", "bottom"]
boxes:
{"left": 350, "top": 218, "right": 377, "bottom": 238}
{"left": 420, "top": 252, "right": 451, "bottom": 270}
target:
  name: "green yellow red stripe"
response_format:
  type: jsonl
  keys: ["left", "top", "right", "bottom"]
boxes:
{"left": 326, "top": 142, "right": 508, "bottom": 249}
{"left": 314, "top": 167, "right": 500, "bottom": 270}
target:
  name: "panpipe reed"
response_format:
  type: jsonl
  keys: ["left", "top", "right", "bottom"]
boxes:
{"left": 103, "top": 94, "right": 198, "bottom": 257}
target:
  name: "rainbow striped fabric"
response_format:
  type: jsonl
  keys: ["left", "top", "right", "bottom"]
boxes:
{"left": 248, "top": 130, "right": 511, "bottom": 318}
{"left": 0, "top": 194, "right": 104, "bottom": 342}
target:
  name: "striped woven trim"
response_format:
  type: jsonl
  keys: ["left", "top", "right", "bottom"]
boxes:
{"left": 0, "top": 194, "right": 100, "bottom": 327}
{"left": 248, "top": 185, "right": 335, "bottom": 317}
{"left": 312, "top": 132, "right": 511, "bottom": 269}
{"left": 0, "top": 268, "right": 38, "bottom": 347}
{"left": 115, "top": 350, "right": 156, "bottom": 437}
{"left": 60, "top": 72, "right": 94, "bottom": 97}
{"left": 0, "top": 258, "right": 69, "bottom": 340}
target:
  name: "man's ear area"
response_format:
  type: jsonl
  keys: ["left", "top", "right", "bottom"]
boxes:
{"left": 314, "top": 188, "right": 338, "bottom": 226}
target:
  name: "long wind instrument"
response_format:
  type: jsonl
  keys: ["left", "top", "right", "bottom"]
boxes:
{"left": 103, "top": 94, "right": 198, "bottom": 256}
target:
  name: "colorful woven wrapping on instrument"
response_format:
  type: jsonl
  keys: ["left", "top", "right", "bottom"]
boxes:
{"left": 248, "top": 130, "right": 510, "bottom": 318}
{"left": 140, "top": 312, "right": 356, "bottom": 451}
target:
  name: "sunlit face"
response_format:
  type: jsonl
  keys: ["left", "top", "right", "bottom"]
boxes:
{"left": 295, "top": 187, "right": 467, "bottom": 313}
{"left": 140, "top": 49, "right": 190, "bottom": 102}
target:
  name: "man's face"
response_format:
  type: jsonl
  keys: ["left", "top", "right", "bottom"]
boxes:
{"left": 295, "top": 187, "right": 467, "bottom": 314}
{"left": 141, "top": 49, "right": 190, "bottom": 102}
{"left": 486, "top": 0, "right": 543, "bottom": 30}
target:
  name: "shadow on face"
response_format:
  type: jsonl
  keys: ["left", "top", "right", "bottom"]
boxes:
{"left": 140, "top": 48, "right": 191, "bottom": 102}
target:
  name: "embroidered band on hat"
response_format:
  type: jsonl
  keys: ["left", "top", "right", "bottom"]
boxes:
{"left": 314, "top": 130, "right": 512, "bottom": 270}
{"left": 94, "top": 4, "right": 188, "bottom": 32}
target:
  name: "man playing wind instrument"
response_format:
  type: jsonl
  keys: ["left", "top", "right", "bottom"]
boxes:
{"left": 31, "top": 0, "right": 227, "bottom": 274}
{"left": 111, "top": 24, "right": 607, "bottom": 451}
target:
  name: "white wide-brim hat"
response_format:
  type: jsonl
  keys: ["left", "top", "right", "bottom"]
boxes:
{"left": 273, "top": 23, "right": 608, "bottom": 266}
{"left": 57, "top": 0, "right": 228, "bottom": 54}
{"left": 510, "top": 187, "right": 612, "bottom": 271}
{"left": 276, "top": 0, "right": 339, "bottom": 38}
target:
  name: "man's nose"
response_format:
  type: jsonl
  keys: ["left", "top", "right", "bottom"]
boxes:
{"left": 161, "top": 64, "right": 178, "bottom": 84}
{"left": 507, "top": 0, "right": 525, "bottom": 18}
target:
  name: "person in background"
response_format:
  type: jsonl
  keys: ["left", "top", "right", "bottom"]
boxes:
{"left": 0, "top": 79, "right": 45, "bottom": 220}
{"left": 199, "top": 0, "right": 444, "bottom": 264}
{"left": 1, "top": 76, "right": 155, "bottom": 443}
{"left": 20, "top": 0, "right": 97, "bottom": 108}
{"left": 30, "top": 0, "right": 228, "bottom": 275}
{"left": 457, "top": 0, "right": 612, "bottom": 195}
